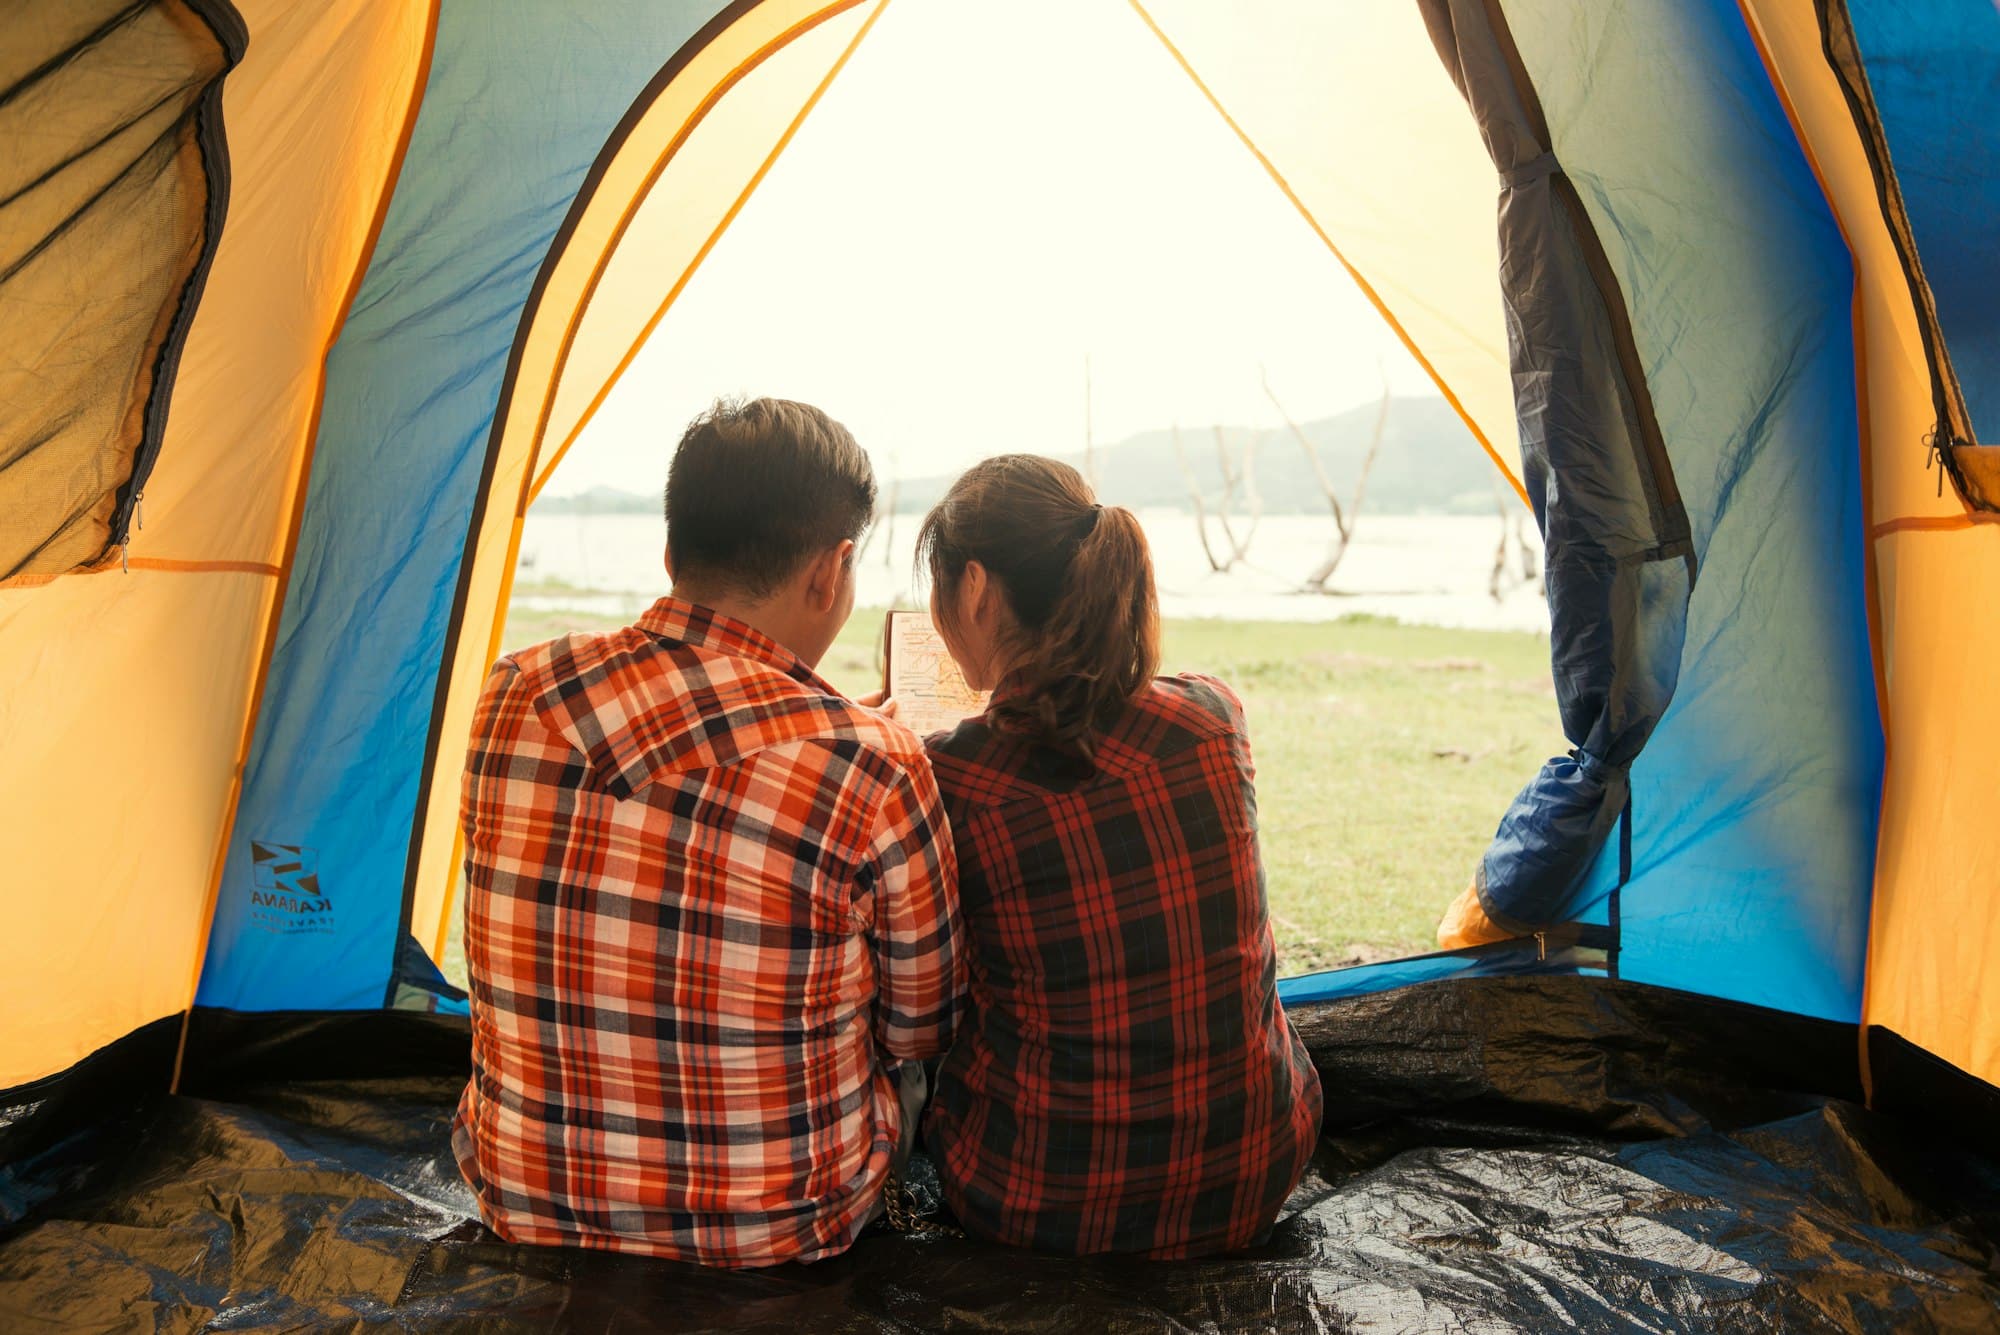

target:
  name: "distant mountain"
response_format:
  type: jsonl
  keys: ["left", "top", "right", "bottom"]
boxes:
{"left": 889, "top": 397, "right": 1508, "bottom": 516}
{"left": 537, "top": 398, "right": 1511, "bottom": 518}
{"left": 536, "top": 485, "right": 657, "bottom": 515}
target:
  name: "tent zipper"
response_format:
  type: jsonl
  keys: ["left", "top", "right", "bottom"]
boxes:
{"left": 105, "top": 0, "right": 247, "bottom": 568}
{"left": 123, "top": 492, "right": 143, "bottom": 573}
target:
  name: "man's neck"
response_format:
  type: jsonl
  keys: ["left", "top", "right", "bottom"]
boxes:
{"left": 671, "top": 584, "right": 816, "bottom": 668}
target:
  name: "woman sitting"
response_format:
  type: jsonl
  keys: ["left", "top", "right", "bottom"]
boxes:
{"left": 915, "top": 455, "right": 1323, "bottom": 1258}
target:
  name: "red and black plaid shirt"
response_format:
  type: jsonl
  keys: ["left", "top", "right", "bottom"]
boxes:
{"left": 921, "top": 674, "right": 1322, "bottom": 1257}
{"left": 451, "top": 597, "right": 962, "bottom": 1268}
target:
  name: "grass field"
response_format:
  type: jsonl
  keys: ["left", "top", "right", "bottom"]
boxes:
{"left": 449, "top": 599, "right": 1563, "bottom": 981}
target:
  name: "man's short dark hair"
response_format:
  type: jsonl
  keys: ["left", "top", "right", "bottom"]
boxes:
{"left": 665, "top": 397, "right": 876, "bottom": 597}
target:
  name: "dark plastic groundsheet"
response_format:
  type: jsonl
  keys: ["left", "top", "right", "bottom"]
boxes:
{"left": 3, "top": 978, "right": 1998, "bottom": 1332}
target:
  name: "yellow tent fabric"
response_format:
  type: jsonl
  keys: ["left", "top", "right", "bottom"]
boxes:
{"left": 0, "top": 1, "right": 433, "bottom": 1088}
{"left": 1739, "top": 0, "right": 2000, "bottom": 1095}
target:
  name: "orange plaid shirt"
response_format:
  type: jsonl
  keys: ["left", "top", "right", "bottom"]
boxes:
{"left": 451, "top": 597, "right": 962, "bottom": 1268}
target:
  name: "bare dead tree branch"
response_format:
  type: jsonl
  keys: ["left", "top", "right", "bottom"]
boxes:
{"left": 1172, "top": 422, "right": 1264, "bottom": 572}
{"left": 1344, "top": 387, "right": 1388, "bottom": 520}
{"left": 1274, "top": 387, "right": 1346, "bottom": 536}
{"left": 1487, "top": 478, "right": 1544, "bottom": 600}
{"left": 1208, "top": 425, "right": 1256, "bottom": 555}
{"left": 1204, "top": 426, "right": 1262, "bottom": 566}
{"left": 1265, "top": 368, "right": 1390, "bottom": 592}
{"left": 1173, "top": 424, "right": 1230, "bottom": 572}
{"left": 1207, "top": 427, "right": 1240, "bottom": 561}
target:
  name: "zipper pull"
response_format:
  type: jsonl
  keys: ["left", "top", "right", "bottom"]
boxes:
{"left": 122, "top": 491, "right": 145, "bottom": 573}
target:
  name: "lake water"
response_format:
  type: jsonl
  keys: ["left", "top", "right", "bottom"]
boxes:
{"left": 516, "top": 510, "right": 1550, "bottom": 633}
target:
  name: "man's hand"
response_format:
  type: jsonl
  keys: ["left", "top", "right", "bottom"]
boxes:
{"left": 854, "top": 689, "right": 900, "bottom": 719}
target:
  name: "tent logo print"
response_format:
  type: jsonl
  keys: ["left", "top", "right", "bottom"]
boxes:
{"left": 249, "top": 841, "right": 334, "bottom": 935}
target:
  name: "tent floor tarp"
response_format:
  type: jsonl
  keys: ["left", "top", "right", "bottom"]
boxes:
{"left": 5, "top": 979, "right": 1998, "bottom": 1332}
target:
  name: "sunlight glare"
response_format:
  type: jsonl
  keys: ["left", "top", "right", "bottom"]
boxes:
{"left": 554, "top": 0, "right": 1439, "bottom": 493}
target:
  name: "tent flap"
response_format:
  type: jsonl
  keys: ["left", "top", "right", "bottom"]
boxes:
{"left": 1419, "top": 0, "right": 1694, "bottom": 931}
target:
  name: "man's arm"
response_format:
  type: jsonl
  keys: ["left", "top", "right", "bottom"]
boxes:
{"left": 460, "top": 657, "right": 526, "bottom": 864}
{"left": 863, "top": 756, "right": 964, "bottom": 1061}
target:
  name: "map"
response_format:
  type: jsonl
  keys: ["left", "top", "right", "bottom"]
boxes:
{"left": 884, "top": 609, "right": 989, "bottom": 736}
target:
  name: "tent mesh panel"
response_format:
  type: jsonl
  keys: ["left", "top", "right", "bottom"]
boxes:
{"left": 0, "top": 0, "right": 238, "bottom": 579}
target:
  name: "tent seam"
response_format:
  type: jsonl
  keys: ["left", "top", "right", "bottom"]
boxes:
{"left": 1731, "top": 0, "right": 1891, "bottom": 1101}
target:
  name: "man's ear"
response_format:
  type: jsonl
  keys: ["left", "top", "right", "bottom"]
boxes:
{"left": 806, "top": 540, "right": 855, "bottom": 612}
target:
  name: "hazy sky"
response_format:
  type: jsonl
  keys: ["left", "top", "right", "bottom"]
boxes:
{"left": 547, "top": 0, "right": 1439, "bottom": 497}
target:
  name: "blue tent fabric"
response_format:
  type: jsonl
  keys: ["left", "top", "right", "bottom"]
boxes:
{"left": 1843, "top": 0, "right": 2000, "bottom": 440}
{"left": 1468, "top": 0, "right": 1881, "bottom": 1022}
{"left": 196, "top": 4, "right": 727, "bottom": 1010}
{"left": 1278, "top": 929, "right": 1611, "bottom": 1008}
{"left": 1426, "top": 0, "right": 1884, "bottom": 1035}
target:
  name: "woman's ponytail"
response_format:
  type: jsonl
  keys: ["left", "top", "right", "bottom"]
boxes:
{"left": 917, "top": 456, "right": 1161, "bottom": 752}
{"left": 1017, "top": 503, "right": 1158, "bottom": 748}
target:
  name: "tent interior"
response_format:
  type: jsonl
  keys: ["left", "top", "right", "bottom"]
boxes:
{"left": 3, "top": 0, "right": 1999, "bottom": 1328}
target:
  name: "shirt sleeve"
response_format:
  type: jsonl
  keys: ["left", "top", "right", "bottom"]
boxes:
{"left": 1182, "top": 671, "right": 1246, "bottom": 721}
{"left": 1183, "top": 672, "right": 1257, "bottom": 784}
{"left": 863, "top": 753, "right": 964, "bottom": 1060}
{"left": 460, "top": 657, "right": 527, "bottom": 854}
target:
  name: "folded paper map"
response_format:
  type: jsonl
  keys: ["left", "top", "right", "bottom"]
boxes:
{"left": 883, "top": 609, "right": 989, "bottom": 737}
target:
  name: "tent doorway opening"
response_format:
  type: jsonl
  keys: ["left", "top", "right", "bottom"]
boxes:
{"left": 434, "top": 0, "right": 1563, "bottom": 987}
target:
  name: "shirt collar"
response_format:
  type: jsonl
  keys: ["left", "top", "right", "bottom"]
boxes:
{"left": 635, "top": 595, "right": 834, "bottom": 692}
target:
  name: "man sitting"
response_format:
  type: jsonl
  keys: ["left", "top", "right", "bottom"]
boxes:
{"left": 452, "top": 398, "right": 962, "bottom": 1267}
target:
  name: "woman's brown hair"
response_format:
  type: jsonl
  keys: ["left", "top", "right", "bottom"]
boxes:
{"left": 916, "top": 455, "right": 1160, "bottom": 751}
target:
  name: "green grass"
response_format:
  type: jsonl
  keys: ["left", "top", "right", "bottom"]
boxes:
{"left": 1153, "top": 615, "right": 1560, "bottom": 971}
{"left": 446, "top": 601, "right": 1563, "bottom": 982}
